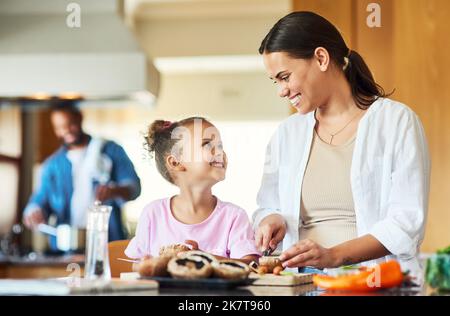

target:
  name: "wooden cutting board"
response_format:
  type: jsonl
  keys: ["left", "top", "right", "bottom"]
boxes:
{"left": 121, "top": 271, "right": 313, "bottom": 287}
{"left": 247, "top": 283, "right": 317, "bottom": 296}
{"left": 248, "top": 272, "right": 313, "bottom": 286}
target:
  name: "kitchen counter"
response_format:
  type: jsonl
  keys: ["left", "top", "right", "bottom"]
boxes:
{"left": 60, "top": 283, "right": 447, "bottom": 296}
{"left": 0, "top": 273, "right": 447, "bottom": 296}
{"left": 1, "top": 253, "right": 84, "bottom": 265}
{"left": 4, "top": 277, "right": 445, "bottom": 296}
{"left": 113, "top": 283, "right": 447, "bottom": 296}
{"left": 110, "top": 282, "right": 450, "bottom": 296}
{"left": 0, "top": 253, "right": 84, "bottom": 279}
{"left": 1, "top": 253, "right": 448, "bottom": 296}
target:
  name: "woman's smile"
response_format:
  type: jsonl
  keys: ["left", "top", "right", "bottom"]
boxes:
{"left": 289, "top": 94, "right": 302, "bottom": 109}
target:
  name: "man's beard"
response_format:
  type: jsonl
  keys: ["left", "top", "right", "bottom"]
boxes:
{"left": 61, "top": 132, "right": 87, "bottom": 147}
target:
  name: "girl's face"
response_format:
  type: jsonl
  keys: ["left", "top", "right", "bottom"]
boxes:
{"left": 173, "top": 120, "right": 227, "bottom": 186}
{"left": 263, "top": 51, "right": 329, "bottom": 115}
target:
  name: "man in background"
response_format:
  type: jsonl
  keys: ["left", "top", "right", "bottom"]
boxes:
{"left": 23, "top": 102, "right": 141, "bottom": 247}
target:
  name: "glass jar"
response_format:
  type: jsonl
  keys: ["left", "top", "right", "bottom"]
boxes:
{"left": 84, "top": 201, "right": 112, "bottom": 283}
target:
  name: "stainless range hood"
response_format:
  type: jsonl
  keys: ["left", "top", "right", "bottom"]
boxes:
{"left": 0, "top": 0, "right": 159, "bottom": 106}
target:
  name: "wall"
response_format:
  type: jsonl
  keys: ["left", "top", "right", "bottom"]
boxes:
{"left": 391, "top": 0, "right": 450, "bottom": 252}
{"left": 146, "top": 72, "right": 290, "bottom": 121}
{"left": 0, "top": 106, "right": 21, "bottom": 157}
{"left": 132, "top": 0, "right": 291, "bottom": 58}
{"left": 0, "top": 105, "right": 22, "bottom": 233}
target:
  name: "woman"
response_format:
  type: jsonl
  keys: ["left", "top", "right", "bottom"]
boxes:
{"left": 253, "top": 11, "right": 430, "bottom": 278}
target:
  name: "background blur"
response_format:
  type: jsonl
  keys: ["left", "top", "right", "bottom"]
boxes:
{"left": 0, "top": 0, "right": 449, "bottom": 254}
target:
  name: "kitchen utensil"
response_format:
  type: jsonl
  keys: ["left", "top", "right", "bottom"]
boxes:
{"left": 117, "top": 258, "right": 140, "bottom": 264}
{"left": 262, "top": 248, "right": 273, "bottom": 257}
{"left": 36, "top": 223, "right": 86, "bottom": 253}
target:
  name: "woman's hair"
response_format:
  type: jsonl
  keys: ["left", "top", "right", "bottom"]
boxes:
{"left": 145, "top": 116, "right": 211, "bottom": 184}
{"left": 259, "top": 11, "right": 391, "bottom": 109}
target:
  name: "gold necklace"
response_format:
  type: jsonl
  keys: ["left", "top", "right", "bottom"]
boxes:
{"left": 315, "top": 110, "right": 361, "bottom": 145}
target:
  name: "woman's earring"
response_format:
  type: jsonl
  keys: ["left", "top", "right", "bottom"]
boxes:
{"left": 343, "top": 57, "right": 350, "bottom": 71}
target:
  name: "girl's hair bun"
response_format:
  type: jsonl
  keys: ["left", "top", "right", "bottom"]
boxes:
{"left": 146, "top": 120, "right": 173, "bottom": 153}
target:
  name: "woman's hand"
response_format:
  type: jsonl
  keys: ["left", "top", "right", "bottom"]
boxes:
{"left": 255, "top": 214, "right": 287, "bottom": 253}
{"left": 279, "top": 239, "right": 337, "bottom": 269}
{"left": 280, "top": 235, "right": 390, "bottom": 269}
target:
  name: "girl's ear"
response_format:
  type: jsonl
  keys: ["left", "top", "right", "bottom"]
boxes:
{"left": 314, "top": 47, "right": 330, "bottom": 72}
{"left": 166, "top": 155, "right": 185, "bottom": 172}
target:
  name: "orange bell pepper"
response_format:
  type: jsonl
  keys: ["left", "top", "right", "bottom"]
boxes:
{"left": 313, "top": 260, "right": 404, "bottom": 292}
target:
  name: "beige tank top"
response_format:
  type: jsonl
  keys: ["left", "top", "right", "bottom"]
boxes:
{"left": 299, "top": 129, "right": 357, "bottom": 248}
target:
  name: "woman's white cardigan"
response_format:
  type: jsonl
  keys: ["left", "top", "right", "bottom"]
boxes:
{"left": 253, "top": 98, "right": 431, "bottom": 278}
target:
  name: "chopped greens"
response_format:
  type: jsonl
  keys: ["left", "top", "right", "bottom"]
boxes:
{"left": 425, "top": 246, "right": 450, "bottom": 290}
{"left": 437, "top": 245, "right": 450, "bottom": 255}
{"left": 279, "top": 271, "right": 295, "bottom": 276}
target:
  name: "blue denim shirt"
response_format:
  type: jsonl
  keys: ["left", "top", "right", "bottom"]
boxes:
{"left": 25, "top": 136, "right": 141, "bottom": 248}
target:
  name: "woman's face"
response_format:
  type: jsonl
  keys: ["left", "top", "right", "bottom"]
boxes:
{"left": 263, "top": 51, "right": 328, "bottom": 115}
{"left": 172, "top": 120, "right": 227, "bottom": 186}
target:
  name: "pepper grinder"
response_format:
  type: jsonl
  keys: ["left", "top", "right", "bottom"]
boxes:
{"left": 84, "top": 200, "right": 112, "bottom": 283}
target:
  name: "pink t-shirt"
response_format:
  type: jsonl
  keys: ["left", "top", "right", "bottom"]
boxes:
{"left": 125, "top": 197, "right": 260, "bottom": 259}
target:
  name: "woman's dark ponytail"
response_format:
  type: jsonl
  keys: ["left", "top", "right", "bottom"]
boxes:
{"left": 259, "top": 11, "right": 392, "bottom": 109}
{"left": 344, "top": 50, "right": 389, "bottom": 108}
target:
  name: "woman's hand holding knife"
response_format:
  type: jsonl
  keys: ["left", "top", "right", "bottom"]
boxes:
{"left": 255, "top": 214, "right": 287, "bottom": 256}
{"left": 256, "top": 214, "right": 335, "bottom": 269}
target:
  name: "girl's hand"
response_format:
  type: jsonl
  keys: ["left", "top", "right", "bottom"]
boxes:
{"left": 185, "top": 240, "right": 199, "bottom": 251}
{"left": 255, "top": 214, "right": 286, "bottom": 253}
{"left": 133, "top": 255, "right": 151, "bottom": 272}
{"left": 279, "top": 239, "right": 337, "bottom": 269}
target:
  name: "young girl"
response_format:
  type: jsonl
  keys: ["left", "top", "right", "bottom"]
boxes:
{"left": 125, "top": 117, "right": 260, "bottom": 264}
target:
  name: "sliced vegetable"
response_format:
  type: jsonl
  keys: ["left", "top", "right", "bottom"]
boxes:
{"left": 313, "top": 260, "right": 403, "bottom": 292}
{"left": 341, "top": 264, "right": 359, "bottom": 270}
{"left": 272, "top": 266, "right": 284, "bottom": 275}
